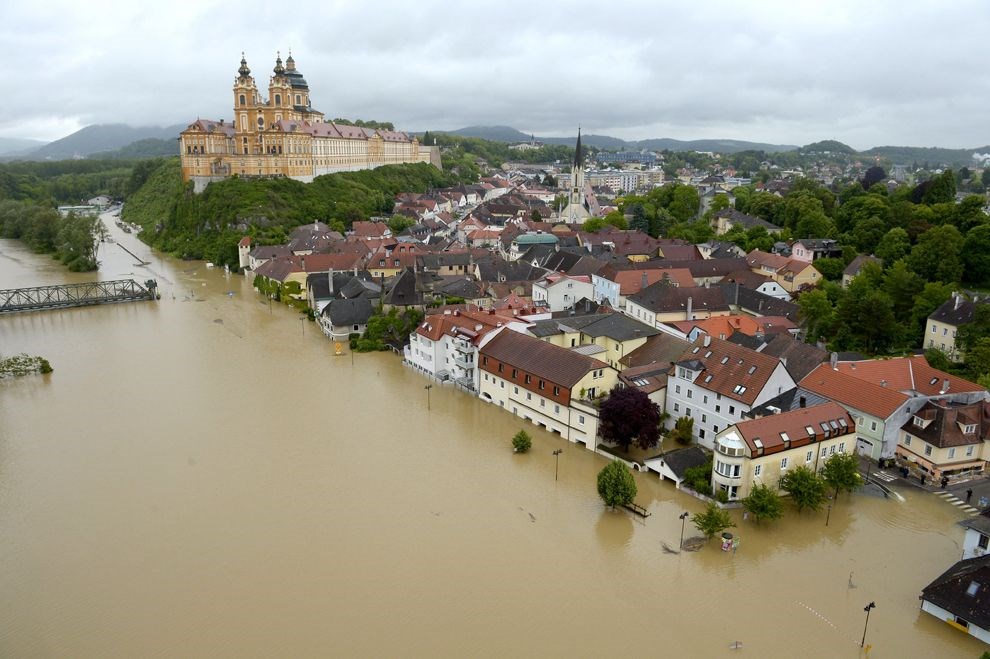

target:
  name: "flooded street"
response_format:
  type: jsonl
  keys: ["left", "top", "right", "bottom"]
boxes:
{"left": 0, "top": 219, "right": 984, "bottom": 657}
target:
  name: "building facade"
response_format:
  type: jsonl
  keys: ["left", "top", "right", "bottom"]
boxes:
{"left": 179, "top": 53, "right": 438, "bottom": 191}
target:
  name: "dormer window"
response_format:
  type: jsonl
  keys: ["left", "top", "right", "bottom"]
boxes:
{"left": 962, "top": 423, "right": 977, "bottom": 435}
{"left": 913, "top": 415, "right": 930, "bottom": 429}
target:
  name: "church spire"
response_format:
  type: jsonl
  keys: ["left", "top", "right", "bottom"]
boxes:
{"left": 574, "top": 126, "right": 582, "bottom": 167}
{"left": 273, "top": 51, "right": 285, "bottom": 75}
{"left": 237, "top": 52, "right": 250, "bottom": 78}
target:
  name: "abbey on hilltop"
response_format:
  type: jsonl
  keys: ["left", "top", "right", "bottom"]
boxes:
{"left": 179, "top": 52, "right": 439, "bottom": 191}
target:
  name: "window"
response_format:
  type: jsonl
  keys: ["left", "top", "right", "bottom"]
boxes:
{"left": 525, "top": 375, "right": 531, "bottom": 384}
{"left": 687, "top": 390, "right": 693, "bottom": 399}
{"left": 754, "top": 465, "right": 762, "bottom": 476}
{"left": 839, "top": 442, "right": 846, "bottom": 453}
{"left": 829, "top": 445, "right": 837, "bottom": 455}
{"left": 553, "top": 386, "right": 560, "bottom": 396}
{"left": 715, "top": 405, "right": 721, "bottom": 413}
{"left": 728, "top": 406, "right": 735, "bottom": 415}
{"left": 924, "top": 445, "right": 933, "bottom": 456}
{"left": 806, "top": 451, "right": 813, "bottom": 463}
{"left": 699, "top": 430, "right": 706, "bottom": 439}
{"left": 674, "top": 403, "right": 680, "bottom": 412}
{"left": 482, "top": 356, "right": 488, "bottom": 366}
{"left": 498, "top": 364, "right": 503, "bottom": 373}
{"left": 948, "top": 448, "right": 956, "bottom": 458}
{"left": 904, "top": 436, "right": 911, "bottom": 446}
{"left": 980, "top": 534, "right": 989, "bottom": 550}
{"left": 513, "top": 387, "right": 519, "bottom": 394}
{"left": 554, "top": 405, "right": 560, "bottom": 414}
{"left": 579, "top": 415, "right": 586, "bottom": 425}
{"left": 526, "top": 392, "right": 532, "bottom": 401}
{"left": 713, "top": 426, "right": 719, "bottom": 433}
{"left": 821, "top": 447, "right": 827, "bottom": 458}
{"left": 968, "top": 446, "right": 976, "bottom": 457}
{"left": 512, "top": 368, "right": 518, "bottom": 379}
{"left": 703, "top": 395, "right": 709, "bottom": 404}
{"left": 702, "top": 414, "right": 707, "bottom": 423}
{"left": 675, "top": 385, "right": 682, "bottom": 394}
{"left": 870, "top": 420, "right": 877, "bottom": 431}
{"left": 943, "top": 327, "right": 948, "bottom": 336}
{"left": 539, "top": 380, "right": 545, "bottom": 390}
{"left": 780, "top": 457, "right": 789, "bottom": 470}
{"left": 540, "top": 399, "right": 545, "bottom": 408}
{"left": 500, "top": 381, "right": 504, "bottom": 389}
{"left": 686, "top": 408, "right": 692, "bottom": 417}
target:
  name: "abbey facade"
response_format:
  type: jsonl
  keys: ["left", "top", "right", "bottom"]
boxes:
{"left": 179, "top": 53, "right": 439, "bottom": 191}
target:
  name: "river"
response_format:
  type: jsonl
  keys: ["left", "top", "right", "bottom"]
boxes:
{"left": 0, "top": 217, "right": 983, "bottom": 658}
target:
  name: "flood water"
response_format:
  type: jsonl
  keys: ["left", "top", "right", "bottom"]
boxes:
{"left": 0, "top": 218, "right": 983, "bottom": 658}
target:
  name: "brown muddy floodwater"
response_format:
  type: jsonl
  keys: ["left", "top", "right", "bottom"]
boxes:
{"left": 0, "top": 219, "right": 983, "bottom": 658}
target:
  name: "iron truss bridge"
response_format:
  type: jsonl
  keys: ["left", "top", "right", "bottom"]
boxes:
{"left": 0, "top": 279, "right": 158, "bottom": 313}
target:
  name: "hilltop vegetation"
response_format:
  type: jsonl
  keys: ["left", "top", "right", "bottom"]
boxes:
{"left": 122, "top": 159, "right": 459, "bottom": 268}
{"left": 0, "top": 159, "right": 133, "bottom": 203}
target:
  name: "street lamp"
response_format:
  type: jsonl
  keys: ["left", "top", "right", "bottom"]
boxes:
{"left": 300, "top": 316, "right": 306, "bottom": 335}
{"left": 679, "top": 511, "right": 690, "bottom": 550}
{"left": 825, "top": 499, "right": 832, "bottom": 527}
{"left": 424, "top": 384, "right": 433, "bottom": 411}
{"left": 553, "top": 449, "right": 563, "bottom": 481}
{"left": 861, "top": 601, "right": 876, "bottom": 648}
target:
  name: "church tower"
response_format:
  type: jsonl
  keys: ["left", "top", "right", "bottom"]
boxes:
{"left": 268, "top": 52, "right": 292, "bottom": 122}
{"left": 564, "top": 127, "right": 590, "bottom": 223}
{"left": 233, "top": 53, "right": 259, "bottom": 156}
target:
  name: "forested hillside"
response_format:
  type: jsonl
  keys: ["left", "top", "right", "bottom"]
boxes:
{"left": 123, "top": 160, "right": 459, "bottom": 268}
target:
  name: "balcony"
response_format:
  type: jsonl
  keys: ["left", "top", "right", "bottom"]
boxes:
{"left": 452, "top": 353, "right": 473, "bottom": 368}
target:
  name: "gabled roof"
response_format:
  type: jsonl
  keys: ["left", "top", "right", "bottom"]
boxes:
{"left": 921, "top": 555, "right": 990, "bottom": 630}
{"left": 612, "top": 268, "right": 695, "bottom": 295}
{"left": 717, "top": 282, "right": 800, "bottom": 321}
{"left": 799, "top": 364, "right": 910, "bottom": 419}
{"left": 480, "top": 330, "right": 609, "bottom": 388}
{"left": 715, "top": 208, "right": 782, "bottom": 232}
{"left": 644, "top": 446, "right": 709, "bottom": 478}
{"left": 830, "top": 356, "right": 985, "bottom": 398}
{"left": 728, "top": 333, "right": 828, "bottom": 383}
{"left": 728, "top": 402, "right": 854, "bottom": 456}
{"left": 673, "top": 336, "right": 789, "bottom": 405}
{"left": 620, "top": 333, "right": 693, "bottom": 368}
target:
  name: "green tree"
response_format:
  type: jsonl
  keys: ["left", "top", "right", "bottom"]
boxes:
{"left": 603, "top": 210, "right": 628, "bottom": 229}
{"left": 907, "top": 224, "right": 964, "bottom": 283}
{"left": 779, "top": 465, "right": 828, "bottom": 513}
{"left": 597, "top": 460, "right": 637, "bottom": 509}
{"left": 668, "top": 415, "right": 695, "bottom": 446}
{"left": 875, "top": 227, "right": 910, "bottom": 264}
{"left": 965, "top": 338, "right": 990, "bottom": 382}
{"left": 911, "top": 282, "right": 954, "bottom": 344}
{"left": 883, "top": 260, "right": 925, "bottom": 324}
{"left": 583, "top": 217, "right": 605, "bottom": 232}
{"left": 958, "top": 304, "right": 990, "bottom": 354}
{"left": 922, "top": 169, "right": 956, "bottom": 205}
{"left": 820, "top": 452, "right": 862, "bottom": 499}
{"left": 683, "top": 457, "right": 713, "bottom": 495}
{"left": 742, "top": 483, "right": 784, "bottom": 523}
{"left": 964, "top": 225, "right": 990, "bottom": 285}
{"left": 512, "top": 430, "right": 532, "bottom": 453}
{"left": 814, "top": 257, "right": 846, "bottom": 281}
{"left": 835, "top": 288, "right": 900, "bottom": 353}
{"left": 797, "top": 288, "right": 835, "bottom": 344}
{"left": 692, "top": 501, "right": 735, "bottom": 540}
{"left": 668, "top": 185, "right": 700, "bottom": 222}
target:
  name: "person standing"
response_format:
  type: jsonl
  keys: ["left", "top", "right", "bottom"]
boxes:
{"left": 967, "top": 489, "right": 974, "bottom": 503}
{"left": 941, "top": 475, "right": 949, "bottom": 489}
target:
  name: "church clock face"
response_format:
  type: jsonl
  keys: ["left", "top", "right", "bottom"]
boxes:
{"left": 257, "top": 117, "right": 265, "bottom": 128}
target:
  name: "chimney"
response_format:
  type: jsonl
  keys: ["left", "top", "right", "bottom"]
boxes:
{"left": 703, "top": 335, "right": 711, "bottom": 348}
{"left": 686, "top": 296, "right": 693, "bottom": 319}
{"left": 830, "top": 352, "right": 838, "bottom": 370}
{"left": 954, "top": 292, "right": 961, "bottom": 311}
{"left": 941, "top": 379, "right": 950, "bottom": 395}
{"left": 328, "top": 267, "right": 334, "bottom": 294}
{"left": 641, "top": 272, "right": 649, "bottom": 290}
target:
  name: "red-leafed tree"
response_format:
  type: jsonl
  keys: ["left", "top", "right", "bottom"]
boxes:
{"left": 598, "top": 386, "right": 662, "bottom": 451}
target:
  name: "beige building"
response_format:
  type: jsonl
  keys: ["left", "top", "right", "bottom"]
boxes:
{"left": 179, "top": 53, "right": 438, "bottom": 191}
{"left": 478, "top": 330, "right": 618, "bottom": 449}
{"left": 896, "top": 399, "right": 990, "bottom": 481}
{"left": 711, "top": 402, "right": 855, "bottom": 500}
{"left": 925, "top": 293, "right": 983, "bottom": 361}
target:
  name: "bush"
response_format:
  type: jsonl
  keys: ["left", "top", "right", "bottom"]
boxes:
{"left": 512, "top": 430, "right": 532, "bottom": 453}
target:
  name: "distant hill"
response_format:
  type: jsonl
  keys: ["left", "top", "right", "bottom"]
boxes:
{"left": 0, "top": 137, "right": 46, "bottom": 157}
{"left": 801, "top": 140, "right": 857, "bottom": 155}
{"left": 861, "top": 145, "right": 990, "bottom": 168}
{"left": 22, "top": 123, "right": 185, "bottom": 160}
{"left": 91, "top": 138, "right": 179, "bottom": 160}
{"left": 443, "top": 125, "right": 797, "bottom": 153}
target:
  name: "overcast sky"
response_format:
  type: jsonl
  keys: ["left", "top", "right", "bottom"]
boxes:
{"left": 3, "top": 0, "right": 988, "bottom": 150}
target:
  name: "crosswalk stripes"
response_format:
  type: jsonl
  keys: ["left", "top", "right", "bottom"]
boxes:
{"left": 871, "top": 471, "right": 896, "bottom": 482}
{"left": 934, "top": 491, "right": 982, "bottom": 516}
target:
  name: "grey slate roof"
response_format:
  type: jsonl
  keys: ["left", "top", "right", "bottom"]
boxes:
{"left": 921, "top": 554, "right": 990, "bottom": 630}
{"left": 647, "top": 446, "right": 709, "bottom": 479}
{"left": 529, "top": 313, "right": 658, "bottom": 342}
{"left": 627, "top": 283, "right": 730, "bottom": 315}
{"left": 715, "top": 208, "right": 782, "bottom": 232}
{"left": 727, "top": 333, "right": 827, "bottom": 383}
{"left": 717, "top": 282, "right": 799, "bottom": 322}
{"left": 324, "top": 297, "right": 374, "bottom": 326}
{"left": 929, "top": 295, "right": 982, "bottom": 328}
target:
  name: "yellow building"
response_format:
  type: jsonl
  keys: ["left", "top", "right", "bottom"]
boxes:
{"left": 896, "top": 399, "right": 990, "bottom": 481}
{"left": 179, "top": 52, "right": 438, "bottom": 191}
{"left": 711, "top": 402, "right": 856, "bottom": 500}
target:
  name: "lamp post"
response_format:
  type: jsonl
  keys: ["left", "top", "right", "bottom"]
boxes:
{"left": 679, "top": 511, "right": 690, "bottom": 550}
{"left": 300, "top": 316, "right": 306, "bottom": 335}
{"left": 861, "top": 601, "right": 876, "bottom": 648}
{"left": 424, "top": 384, "right": 433, "bottom": 411}
{"left": 553, "top": 449, "right": 563, "bottom": 481}
{"left": 825, "top": 500, "right": 832, "bottom": 527}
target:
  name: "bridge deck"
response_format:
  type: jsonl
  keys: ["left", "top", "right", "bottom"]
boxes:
{"left": 0, "top": 279, "right": 157, "bottom": 313}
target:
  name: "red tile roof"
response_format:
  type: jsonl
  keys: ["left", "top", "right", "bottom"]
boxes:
{"left": 731, "top": 402, "right": 854, "bottom": 456}
{"left": 799, "top": 365, "right": 909, "bottom": 418}
{"left": 831, "top": 356, "right": 985, "bottom": 397}
{"left": 480, "top": 330, "right": 608, "bottom": 388}
{"left": 674, "top": 336, "right": 785, "bottom": 405}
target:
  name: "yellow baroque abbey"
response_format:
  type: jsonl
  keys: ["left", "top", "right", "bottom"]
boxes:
{"left": 179, "top": 52, "right": 439, "bottom": 191}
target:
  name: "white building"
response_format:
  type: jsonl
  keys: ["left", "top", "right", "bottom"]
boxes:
{"left": 532, "top": 273, "right": 594, "bottom": 312}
